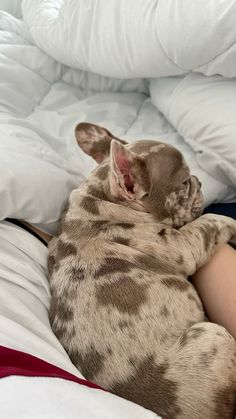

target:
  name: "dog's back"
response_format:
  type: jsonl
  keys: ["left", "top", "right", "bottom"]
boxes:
{"left": 48, "top": 123, "right": 236, "bottom": 419}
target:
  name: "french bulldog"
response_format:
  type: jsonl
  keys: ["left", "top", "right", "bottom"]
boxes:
{"left": 48, "top": 123, "right": 236, "bottom": 419}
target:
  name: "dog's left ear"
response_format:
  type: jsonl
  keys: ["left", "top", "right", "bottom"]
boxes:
{"left": 75, "top": 122, "right": 127, "bottom": 163}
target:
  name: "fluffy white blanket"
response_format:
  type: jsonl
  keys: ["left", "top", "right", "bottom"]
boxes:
{"left": 0, "top": 0, "right": 235, "bottom": 234}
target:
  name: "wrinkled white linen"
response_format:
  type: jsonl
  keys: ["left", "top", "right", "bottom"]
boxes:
{"left": 0, "top": 6, "right": 235, "bottom": 235}
{"left": 1, "top": 375, "right": 158, "bottom": 419}
{"left": 22, "top": 0, "right": 236, "bottom": 78}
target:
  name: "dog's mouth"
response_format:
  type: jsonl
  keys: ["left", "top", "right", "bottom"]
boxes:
{"left": 191, "top": 203, "right": 203, "bottom": 217}
{"left": 189, "top": 176, "right": 204, "bottom": 219}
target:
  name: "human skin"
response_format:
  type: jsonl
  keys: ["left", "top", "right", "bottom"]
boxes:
{"left": 21, "top": 220, "right": 52, "bottom": 244}
{"left": 192, "top": 244, "right": 236, "bottom": 339}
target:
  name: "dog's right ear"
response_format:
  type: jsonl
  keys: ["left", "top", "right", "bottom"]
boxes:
{"left": 75, "top": 122, "right": 127, "bottom": 164}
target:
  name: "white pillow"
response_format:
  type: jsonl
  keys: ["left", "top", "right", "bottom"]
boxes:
{"left": 22, "top": 0, "right": 236, "bottom": 78}
{"left": 150, "top": 73, "right": 236, "bottom": 189}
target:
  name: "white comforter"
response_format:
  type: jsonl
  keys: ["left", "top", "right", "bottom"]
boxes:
{"left": 22, "top": 0, "right": 236, "bottom": 78}
{"left": 0, "top": 0, "right": 235, "bottom": 234}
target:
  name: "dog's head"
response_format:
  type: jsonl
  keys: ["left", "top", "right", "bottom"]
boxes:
{"left": 75, "top": 122, "right": 203, "bottom": 227}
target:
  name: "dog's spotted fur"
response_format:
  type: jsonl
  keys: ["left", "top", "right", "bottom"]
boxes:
{"left": 48, "top": 123, "right": 236, "bottom": 419}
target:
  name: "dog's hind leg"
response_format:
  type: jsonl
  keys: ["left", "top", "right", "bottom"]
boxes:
{"left": 165, "top": 322, "right": 236, "bottom": 419}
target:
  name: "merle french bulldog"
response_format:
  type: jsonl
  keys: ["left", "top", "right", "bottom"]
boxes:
{"left": 48, "top": 123, "right": 236, "bottom": 419}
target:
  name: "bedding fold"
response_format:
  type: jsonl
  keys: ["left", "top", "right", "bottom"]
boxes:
{"left": 22, "top": 0, "right": 236, "bottom": 78}
{"left": 150, "top": 74, "right": 236, "bottom": 188}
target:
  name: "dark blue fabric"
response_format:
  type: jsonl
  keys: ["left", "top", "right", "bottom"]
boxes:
{"left": 204, "top": 203, "right": 236, "bottom": 220}
{"left": 204, "top": 203, "right": 236, "bottom": 249}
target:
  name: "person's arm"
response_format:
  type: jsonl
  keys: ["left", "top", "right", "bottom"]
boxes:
{"left": 191, "top": 244, "right": 236, "bottom": 339}
{"left": 21, "top": 221, "right": 52, "bottom": 244}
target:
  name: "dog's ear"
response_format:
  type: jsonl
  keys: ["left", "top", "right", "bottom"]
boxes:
{"left": 75, "top": 122, "right": 127, "bottom": 163}
{"left": 110, "top": 140, "right": 149, "bottom": 200}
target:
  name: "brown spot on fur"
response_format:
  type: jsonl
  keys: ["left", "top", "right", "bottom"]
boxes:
{"left": 128, "top": 333, "right": 136, "bottom": 340}
{"left": 189, "top": 326, "right": 205, "bottom": 338}
{"left": 199, "top": 227, "right": 209, "bottom": 251}
{"left": 199, "top": 225, "right": 217, "bottom": 252}
{"left": 69, "top": 346, "right": 105, "bottom": 381}
{"left": 179, "top": 326, "right": 205, "bottom": 348}
{"left": 96, "top": 276, "right": 148, "bottom": 314}
{"left": 92, "top": 137, "right": 113, "bottom": 155}
{"left": 91, "top": 136, "right": 126, "bottom": 159}
{"left": 69, "top": 266, "right": 85, "bottom": 281}
{"left": 115, "top": 222, "right": 134, "bottom": 229}
{"left": 95, "top": 253, "right": 173, "bottom": 277}
{"left": 92, "top": 220, "right": 110, "bottom": 231}
{"left": 48, "top": 255, "right": 56, "bottom": 277}
{"left": 80, "top": 196, "right": 100, "bottom": 215}
{"left": 211, "top": 346, "right": 218, "bottom": 357}
{"left": 107, "top": 347, "right": 113, "bottom": 355}
{"left": 118, "top": 320, "right": 130, "bottom": 330}
{"left": 128, "top": 357, "right": 136, "bottom": 366}
{"left": 50, "top": 298, "right": 74, "bottom": 323}
{"left": 135, "top": 254, "right": 173, "bottom": 274}
{"left": 112, "top": 237, "right": 130, "bottom": 246}
{"left": 179, "top": 331, "right": 188, "bottom": 348}
{"left": 199, "top": 347, "right": 218, "bottom": 368}
{"left": 161, "top": 276, "right": 190, "bottom": 291}
{"left": 111, "top": 357, "right": 181, "bottom": 419}
{"left": 87, "top": 185, "right": 108, "bottom": 201}
{"left": 96, "top": 165, "right": 109, "bottom": 181}
{"left": 213, "top": 386, "right": 236, "bottom": 419}
{"left": 160, "top": 305, "right": 169, "bottom": 317}
{"left": 94, "top": 258, "right": 134, "bottom": 278}
{"left": 176, "top": 254, "right": 184, "bottom": 264}
{"left": 159, "top": 229, "right": 167, "bottom": 237}
{"left": 51, "top": 323, "right": 67, "bottom": 340}
{"left": 57, "top": 240, "right": 77, "bottom": 259}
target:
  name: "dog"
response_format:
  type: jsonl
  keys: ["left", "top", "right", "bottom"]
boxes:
{"left": 48, "top": 122, "right": 236, "bottom": 419}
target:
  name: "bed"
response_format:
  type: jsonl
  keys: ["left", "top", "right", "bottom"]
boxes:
{"left": 0, "top": 1, "right": 235, "bottom": 418}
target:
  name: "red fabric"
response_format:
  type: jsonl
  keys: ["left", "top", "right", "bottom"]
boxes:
{"left": 0, "top": 345, "right": 104, "bottom": 391}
